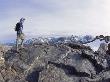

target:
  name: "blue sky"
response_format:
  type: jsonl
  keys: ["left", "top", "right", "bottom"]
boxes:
{"left": 0, "top": 0, "right": 110, "bottom": 42}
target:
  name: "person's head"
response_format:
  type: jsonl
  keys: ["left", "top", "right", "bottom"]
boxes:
{"left": 20, "top": 18, "right": 25, "bottom": 23}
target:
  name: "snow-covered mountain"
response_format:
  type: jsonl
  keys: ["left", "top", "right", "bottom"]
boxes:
{"left": 3, "top": 35, "right": 109, "bottom": 51}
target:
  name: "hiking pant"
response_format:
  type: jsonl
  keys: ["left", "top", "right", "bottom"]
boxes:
{"left": 16, "top": 32, "right": 25, "bottom": 51}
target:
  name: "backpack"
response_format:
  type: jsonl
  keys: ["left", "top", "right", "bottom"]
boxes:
{"left": 15, "top": 23, "right": 20, "bottom": 31}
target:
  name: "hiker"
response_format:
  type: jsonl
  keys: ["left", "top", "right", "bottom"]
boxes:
{"left": 15, "top": 18, "right": 25, "bottom": 51}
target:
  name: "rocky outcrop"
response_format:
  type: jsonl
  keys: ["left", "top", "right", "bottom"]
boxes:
{"left": 0, "top": 42, "right": 109, "bottom": 82}
{"left": 97, "top": 43, "right": 108, "bottom": 55}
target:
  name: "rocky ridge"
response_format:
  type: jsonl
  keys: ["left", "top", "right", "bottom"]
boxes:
{"left": 0, "top": 39, "right": 110, "bottom": 82}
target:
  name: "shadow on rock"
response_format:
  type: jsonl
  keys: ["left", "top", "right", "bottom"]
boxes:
{"left": 26, "top": 70, "right": 40, "bottom": 82}
{"left": 26, "top": 67, "right": 44, "bottom": 82}
{"left": 48, "top": 61, "right": 90, "bottom": 77}
{"left": 82, "top": 50, "right": 104, "bottom": 74}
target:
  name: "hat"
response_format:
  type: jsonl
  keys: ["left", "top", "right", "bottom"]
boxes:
{"left": 20, "top": 18, "right": 25, "bottom": 22}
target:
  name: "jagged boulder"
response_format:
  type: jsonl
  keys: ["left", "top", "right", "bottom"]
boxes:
{"left": 82, "top": 50, "right": 108, "bottom": 72}
{"left": 94, "top": 43, "right": 110, "bottom": 69}
{"left": 97, "top": 43, "right": 108, "bottom": 56}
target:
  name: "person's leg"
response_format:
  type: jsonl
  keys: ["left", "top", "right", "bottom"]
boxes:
{"left": 20, "top": 39, "right": 24, "bottom": 48}
{"left": 16, "top": 32, "right": 20, "bottom": 51}
{"left": 20, "top": 33, "right": 25, "bottom": 48}
{"left": 16, "top": 38, "right": 19, "bottom": 51}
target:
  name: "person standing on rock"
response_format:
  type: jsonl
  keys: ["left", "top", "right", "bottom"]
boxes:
{"left": 15, "top": 18, "right": 25, "bottom": 51}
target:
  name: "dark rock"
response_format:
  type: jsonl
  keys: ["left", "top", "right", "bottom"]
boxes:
{"left": 48, "top": 61, "right": 90, "bottom": 77}
{"left": 26, "top": 70, "right": 40, "bottom": 82}
{"left": 65, "top": 42, "right": 92, "bottom": 50}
